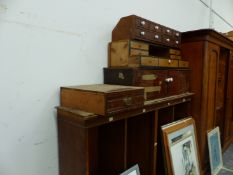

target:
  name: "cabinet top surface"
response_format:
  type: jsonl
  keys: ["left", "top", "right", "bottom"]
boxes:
{"left": 182, "top": 29, "right": 233, "bottom": 47}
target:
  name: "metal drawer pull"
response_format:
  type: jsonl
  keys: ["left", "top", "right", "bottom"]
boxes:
{"left": 154, "top": 35, "right": 159, "bottom": 39}
{"left": 123, "top": 97, "right": 132, "bottom": 106}
{"left": 165, "top": 77, "right": 174, "bottom": 83}
{"left": 168, "top": 59, "right": 171, "bottom": 64}
{"left": 166, "top": 38, "right": 170, "bottom": 42}
{"left": 176, "top": 41, "right": 179, "bottom": 44}
{"left": 141, "top": 21, "right": 146, "bottom": 25}
{"left": 166, "top": 29, "right": 170, "bottom": 33}
{"left": 176, "top": 33, "right": 180, "bottom": 36}
{"left": 140, "top": 31, "right": 145, "bottom": 36}
{"left": 154, "top": 26, "right": 159, "bottom": 30}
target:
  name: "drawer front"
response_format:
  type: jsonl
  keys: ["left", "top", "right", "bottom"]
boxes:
{"left": 134, "top": 29, "right": 162, "bottom": 43}
{"left": 130, "top": 48, "right": 149, "bottom": 56}
{"left": 158, "top": 58, "right": 178, "bottom": 68}
{"left": 135, "top": 18, "right": 150, "bottom": 29}
{"left": 104, "top": 68, "right": 134, "bottom": 86}
{"left": 107, "top": 93, "right": 144, "bottom": 114}
{"left": 135, "top": 70, "right": 168, "bottom": 100}
{"left": 170, "top": 55, "right": 181, "bottom": 59}
{"left": 130, "top": 41, "right": 149, "bottom": 50}
{"left": 173, "top": 30, "right": 181, "bottom": 38}
{"left": 167, "top": 70, "right": 190, "bottom": 96}
{"left": 141, "top": 56, "right": 159, "bottom": 67}
{"left": 162, "top": 27, "right": 173, "bottom": 36}
{"left": 179, "top": 60, "right": 189, "bottom": 68}
{"left": 169, "top": 49, "right": 181, "bottom": 55}
{"left": 162, "top": 36, "right": 180, "bottom": 47}
{"left": 150, "top": 23, "right": 162, "bottom": 33}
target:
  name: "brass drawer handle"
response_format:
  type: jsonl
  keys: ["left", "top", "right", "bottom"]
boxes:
{"left": 154, "top": 26, "right": 159, "bottom": 30}
{"left": 166, "top": 38, "right": 170, "bottom": 42}
{"left": 123, "top": 97, "right": 132, "bottom": 106}
{"left": 154, "top": 35, "right": 159, "bottom": 39}
{"left": 166, "top": 29, "right": 170, "bottom": 33}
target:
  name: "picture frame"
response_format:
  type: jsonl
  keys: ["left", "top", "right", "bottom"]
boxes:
{"left": 207, "top": 127, "right": 223, "bottom": 175}
{"left": 119, "top": 164, "right": 140, "bottom": 175}
{"left": 162, "top": 117, "right": 201, "bottom": 175}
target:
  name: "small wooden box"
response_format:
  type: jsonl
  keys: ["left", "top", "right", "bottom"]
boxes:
{"left": 60, "top": 84, "right": 144, "bottom": 116}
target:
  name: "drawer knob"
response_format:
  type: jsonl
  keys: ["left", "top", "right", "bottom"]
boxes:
{"left": 166, "top": 38, "right": 170, "bottom": 42}
{"left": 168, "top": 59, "right": 171, "bottom": 64}
{"left": 167, "top": 29, "right": 170, "bottom": 33}
{"left": 165, "top": 77, "right": 173, "bottom": 83}
{"left": 176, "top": 33, "right": 180, "bottom": 36}
{"left": 154, "top": 26, "right": 159, "bottom": 30}
{"left": 123, "top": 97, "right": 132, "bottom": 106}
{"left": 140, "top": 31, "right": 145, "bottom": 36}
{"left": 154, "top": 35, "right": 159, "bottom": 39}
{"left": 141, "top": 21, "right": 146, "bottom": 25}
{"left": 176, "top": 41, "right": 179, "bottom": 44}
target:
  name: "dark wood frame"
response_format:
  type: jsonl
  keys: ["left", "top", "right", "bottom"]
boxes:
{"left": 161, "top": 118, "right": 201, "bottom": 175}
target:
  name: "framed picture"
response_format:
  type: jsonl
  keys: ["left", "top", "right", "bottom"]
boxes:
{"left": 207, "top": 127, "right": 223, "bottom": 175}
{"left": 162, "top": 117, "right": 201, "bottom": 175}
{"left": 120, "top": 164, "right": 140, "bottom": 175}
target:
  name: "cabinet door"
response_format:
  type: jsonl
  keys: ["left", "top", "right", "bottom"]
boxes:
{"left": 215, "top": 48, "right": 229, "bottom": 145}
{"left": 202, "top": 43, "right": 219, "bottom": 131}
{"left": 223, "top": 51, "right": 233, "bottom": 146}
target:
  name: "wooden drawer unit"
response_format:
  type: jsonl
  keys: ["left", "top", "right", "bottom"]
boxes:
{"left": 112, "top": 15, "right": 181, "bottom": 48}
{"left": 158, "top": 58, "right": 178, "bottom": 68}
{"left": 104, "top": 68, "right": 190, "bottom": 101}
{"left": 61, "top": 84, "right": 144, "bottom": 116}
{"left": 109, "top": 40, "right": 187, "bottom": 68}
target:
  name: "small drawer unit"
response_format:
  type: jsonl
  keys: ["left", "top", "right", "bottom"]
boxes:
{"left": 104, "top": 68, "right": 190, "bottom": 101}
{"left": 109, "top": 40, "right": 188, "bottom": 68}
{"left": 61, "top": 84, "right": 144, "bottom": 116}
{"left": 112, "top": 15, "right": 181, "bottom": 48}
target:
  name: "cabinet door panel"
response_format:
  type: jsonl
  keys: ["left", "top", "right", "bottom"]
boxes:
{"left": 203, "top": 43, "right": 219, "bottom": 131}
{"left": 167, "top": 70, "right": 190, "bottom": 96}
{"left": 224, "top": 51, "right": 233, "bottom": 145}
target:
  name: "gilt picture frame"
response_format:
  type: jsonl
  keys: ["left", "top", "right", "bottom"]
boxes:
{"left": 207, "top": 127, "right": 223, "bottom": 175}
{"left": 162, "top": 117, "right": 201, "bottom": 175}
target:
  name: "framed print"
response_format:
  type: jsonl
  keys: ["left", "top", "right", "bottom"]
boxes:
{"left": 162, "top": 117, "right": 201, "bottom": 175}
{"left": 120, "top": 164, "right": 140, "bottom": 175}
{"left": 207, "top": 127, "right": 223, "bottom": 175}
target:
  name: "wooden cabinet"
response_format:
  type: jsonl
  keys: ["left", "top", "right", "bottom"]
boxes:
{"left": 181, "top": 29, "right": 233, "bottom": 174}
{"left": 57, "top": 93, "right": 193, "bottom": 175}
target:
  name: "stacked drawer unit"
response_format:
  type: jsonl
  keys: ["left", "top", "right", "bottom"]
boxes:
{"left": 105, "top": 15, "right": 190, "bottom": 102}
{"left": 108, "top": 40, "right": 189, "bottom": 68}
{"left": 112, "top": 15, "right": 181, "bottom": 48}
